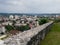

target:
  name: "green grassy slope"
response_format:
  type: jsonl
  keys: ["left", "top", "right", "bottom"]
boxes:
{"left": 40, "top": 23, "right": 60, "bottom": 45}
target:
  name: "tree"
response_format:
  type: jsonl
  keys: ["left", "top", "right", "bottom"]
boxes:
{"left": 15, "top": 24, "right": 30, "bottom": 32}
{"left": 5, "top": 24, "right": 14, "bottom": 31}
{"left": 38, "top": 18, "right": 48, "bottom": 25}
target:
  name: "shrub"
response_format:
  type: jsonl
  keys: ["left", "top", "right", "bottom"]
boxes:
{"left": 5, "top": 25, "right": 14, "bottom": 31}
{"left": 38, "top": 18, "right": 48, "bottom": 25}
{"left": 15, "top": 24, "right": 30, "bottom": 32}
{"left": 54, "top": 19, "right": 60, "bottom": 23}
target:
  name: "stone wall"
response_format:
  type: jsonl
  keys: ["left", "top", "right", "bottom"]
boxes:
{"left": 4, "top": 21, "right": 53, "bottom": 45}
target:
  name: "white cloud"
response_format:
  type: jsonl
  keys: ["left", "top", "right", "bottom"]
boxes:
{"left": 0, "top": 0, "right": 60, "bottom": 13}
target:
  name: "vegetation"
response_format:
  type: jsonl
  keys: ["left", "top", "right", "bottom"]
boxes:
{"left": 40, "top": 22, "right": 60, "bottom": 45}
{"left": 5, "top": 24, "right": 14, "bottom": 31}
{"left": 54, "top": 18, "right": 60, "bottom": 23}
{"left": 38, "top": 18, "right": 48, "bottom": 25}
{"left": 5, "top": 23, "right": 30, "bottom": 32}
{"left": 15, "top": 24, "right": 30, "bottom": 31}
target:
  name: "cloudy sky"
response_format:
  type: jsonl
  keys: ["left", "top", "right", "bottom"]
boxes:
{"left": 0, "top": 0, "right": 60, "bottom": 13}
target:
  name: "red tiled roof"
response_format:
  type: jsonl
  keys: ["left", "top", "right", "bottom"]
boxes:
{"left": 9, "top": 30, "right": 20, "bottom": 35}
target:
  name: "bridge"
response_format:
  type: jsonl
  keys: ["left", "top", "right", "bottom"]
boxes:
{"left": 3, "top": 21, "right": 53, "bottom": 45}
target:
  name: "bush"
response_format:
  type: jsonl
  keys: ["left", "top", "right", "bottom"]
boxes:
{"left": 54, "top": 19, "right": 60, "bottom": 23}
{"left": 5, "top": 25, "right": 14, "bottom": 31}
{"left": 38, "top": 18, "right": 48, "bottom": 25}
{"left": 15, "top": 24, "right": 30, "bottom": 32}
{"left": 24, "top": 24, "right": 30, "bottom": 30}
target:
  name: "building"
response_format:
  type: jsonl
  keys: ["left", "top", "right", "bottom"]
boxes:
{"left": 0, "top": 25, "right": 6, "bottom": 34}
{"left": 2, "top": 21, "right": 13, "bottom": 26}
{"left": 9, "top": 30, "right": 20, "bottom": 35}
{"left": 9, "top": 15, "right": 14, "bottom": 19}
{"left": 15, "top": 15, "right": 19, "bottom": 19}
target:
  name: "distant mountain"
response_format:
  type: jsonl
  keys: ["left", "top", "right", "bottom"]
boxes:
{"left": 0, "top": 13, "right": 60, "bottom": 16}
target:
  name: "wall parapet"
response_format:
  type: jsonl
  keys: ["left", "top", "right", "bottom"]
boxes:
{"left": 4, "top": 21, "right": 53, "bottom": 45}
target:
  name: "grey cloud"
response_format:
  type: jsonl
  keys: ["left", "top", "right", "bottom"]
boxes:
{"left": 0, "top": 0, "right": 60, "bottom": 13}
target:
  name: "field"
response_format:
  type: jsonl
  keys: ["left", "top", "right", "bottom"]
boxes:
{"left": 40, "top": 22, "right": 60, "bottom": 45}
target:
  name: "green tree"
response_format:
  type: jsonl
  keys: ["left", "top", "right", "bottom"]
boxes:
{"left": 5, "top": 25, "right": 14, "bottom": 31}
{"left": 24, "top": 24, "right": 30, "bottom": 30}
{"left": 38, "top": 18, "right": 48, "bottom": 25}
{"left": 15, "top": 24, "right": 30, "bottom": 32}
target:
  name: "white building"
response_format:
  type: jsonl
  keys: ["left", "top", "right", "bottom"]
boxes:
{"left": 9, "top": 15, "right": 14, "bottom": 19}
{"left": 43, "top": 15, "right": 48, "bottom": 17}
{"left": 0, "top": 26, "right": 6, "bottom": 33}
{"left": 34, "top": 15, "right": 37, "bottom": 18}
{"left": 2, "top": 21, "right": 13, "bottom": 26}
{"left": 56, "top": 15, "right": 59, "bottom": 17}
{"left": 27, "top": 18, "right": 33, "bottom": 22}
{"left": 15, "top": 15, "right": 19, "bottom": 19}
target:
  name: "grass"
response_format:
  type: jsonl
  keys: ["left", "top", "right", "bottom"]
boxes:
{"left": 40, "top": 22, "right": 60, "bottom": 45}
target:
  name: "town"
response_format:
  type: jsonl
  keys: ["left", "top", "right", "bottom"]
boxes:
{"left": 1, "top": 0, "right": 60, "bottom": 45}
{"left": 0, "top": 15, "right": 39, "bottom": 36}
{"left": 0, "top": 14, "right": 60, "bottom": 45}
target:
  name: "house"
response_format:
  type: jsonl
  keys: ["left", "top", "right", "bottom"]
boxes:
{"left": 9, "top": 15, "right": 14, "bottom": 19}
{"left": 14, "top": 15, "right": 19, "bottom": 19}
{"left": 14, "top": 23, "right": 27, "bottom": 26}
{"left": 9, "top": 30, "right": 20, "bottom": 35}
{"left": 20, "top": 18, "right": 27, "bottom": 24}
{"left": 2, "top": 21, "right": 13, "bottom": 26}
{"left": 0, "top": 25, "right": 6, "bottom": 34}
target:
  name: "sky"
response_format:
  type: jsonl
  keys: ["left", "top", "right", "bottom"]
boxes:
{"left": 0, "top": 0, "right": 60, "bottom": 13}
